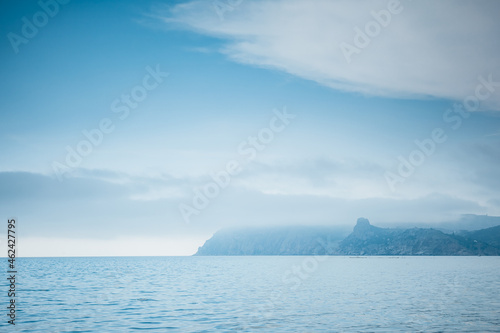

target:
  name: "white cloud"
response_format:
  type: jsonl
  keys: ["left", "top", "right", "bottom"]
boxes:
{"left": 162, "top": 0, "right": 500, "bottom": 110}
{"left": 0, "top": 166, "right": 497, "bottom": 257}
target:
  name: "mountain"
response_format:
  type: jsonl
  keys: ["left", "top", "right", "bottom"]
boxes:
{"left": 195, "top": 218, "right": 500, "bottom": 256}
{"left": 194, "top": 226, "right": 349, "bottom": 256}
{"left": 339, "top": 218, "right": 500, "bottom": 256}
{"left": 446, "top": 214, "right": 500, "bottom": 231}
{"left": 376, "top": 214, "right": 500, "bottom": 233}
{"left": 457, "top": 225, "right": 500, "bottom": 248}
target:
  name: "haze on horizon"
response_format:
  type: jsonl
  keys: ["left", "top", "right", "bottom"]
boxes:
{"left": 1, "top": 0, "right": 499, "bottom": 256}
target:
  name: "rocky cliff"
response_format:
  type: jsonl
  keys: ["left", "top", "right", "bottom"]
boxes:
{"left": 195, "top": 226, "right": 349, "bottom": 255}
{"left": 339, "top": 218, "right": 500, "bottom": 255}
{"left": 195, "top": 218, "right": 500, "bottom": 256}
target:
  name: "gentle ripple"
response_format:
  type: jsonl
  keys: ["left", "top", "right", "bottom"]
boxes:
{"left": 0, "top": 256, "right": 499, "bottom": 332}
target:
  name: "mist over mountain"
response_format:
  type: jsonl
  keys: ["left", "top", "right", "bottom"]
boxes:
{"left": 195, "top": 217, "right": 500, "bottom": 256}
{"left": 382, "top": 214, "right": 500, "bottom": 233}
{"left": 195, "top": 226, "right": 350, "bottom": 256}
{"left": 339, "top": 218, "right": 500, "bottom": 256}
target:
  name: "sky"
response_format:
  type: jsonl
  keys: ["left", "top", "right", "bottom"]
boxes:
{"left": 1, "top": 0, "right": 499, "bottom": 256}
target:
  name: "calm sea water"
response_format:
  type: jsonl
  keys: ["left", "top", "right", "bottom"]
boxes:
{"left": 1, "top": 256, "right": 499, "bottom": 332}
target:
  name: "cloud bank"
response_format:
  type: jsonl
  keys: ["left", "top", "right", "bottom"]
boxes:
{"left": 162, "top": 0, "right": 500, "bottom": 110}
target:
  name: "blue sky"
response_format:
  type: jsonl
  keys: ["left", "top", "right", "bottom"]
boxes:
{"left": 1, "top": 0, "right": 500, "bottom": 256}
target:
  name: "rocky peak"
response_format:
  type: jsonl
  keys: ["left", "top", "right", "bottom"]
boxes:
{"left": 350, "top": 218, "right": 379, "bottom": 240}
{"left": 353, "top": 217, "right": 370, "bottom": 232}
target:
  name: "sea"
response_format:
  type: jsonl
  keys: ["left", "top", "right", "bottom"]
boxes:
{"left": 1, "top": 256, "right": 499, "bottom": 332}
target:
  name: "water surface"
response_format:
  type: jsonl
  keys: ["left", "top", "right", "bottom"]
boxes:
{"left": 1, "top": 256, "right": 499, "bottom": 332}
